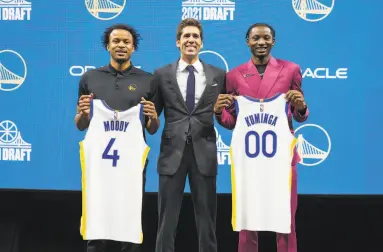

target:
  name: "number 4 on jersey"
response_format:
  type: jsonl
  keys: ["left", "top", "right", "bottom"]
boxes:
{"left": 102, "top": 138, "right": 120, "bottom": 167}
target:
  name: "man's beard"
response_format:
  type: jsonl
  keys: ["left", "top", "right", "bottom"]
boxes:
{"left": 115, "top": 58, "right": 128, "bottom": 65}
{"left": 112, "top": 53, "right": 130, "bottom": 65}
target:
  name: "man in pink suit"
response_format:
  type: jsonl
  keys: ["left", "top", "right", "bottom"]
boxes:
{"left": 214, "top": 23, "right": 309, "bottom": 252}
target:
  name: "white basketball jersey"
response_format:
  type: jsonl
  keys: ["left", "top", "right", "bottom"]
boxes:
{"left": 230, "top": 94, "right": 297, "bottom": 234}
{"left": 79, "top": 99, "right": 149, "bottom": 243}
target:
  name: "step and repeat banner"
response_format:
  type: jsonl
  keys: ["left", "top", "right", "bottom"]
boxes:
{"left": 0, "top": 0, "right": 381, "bottom": 194}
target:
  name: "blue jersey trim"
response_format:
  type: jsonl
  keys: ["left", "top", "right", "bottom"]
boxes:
{"left": 89, "top": 99, "right": 94, "bottom": 121}
{"left": 139, "top": 103, "right": 144, "bottom": 125}
{"left": 234, "top": 99, "right": 239, "bottom": 117}
{"left": 100, "top": 100, "right": 115, "bottom": 112}
{"left": 242, "top": 92, "right": 282, "bottom": 103}
{"left": 100, "top": 100, "right": 131, "bottom": 113}
{"left": 285, "top": 101, "right": 289, "bottom": 116}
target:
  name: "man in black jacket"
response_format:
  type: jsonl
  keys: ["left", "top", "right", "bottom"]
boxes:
{"left": 152, "top": 18, "right": 226, "bottom": 252}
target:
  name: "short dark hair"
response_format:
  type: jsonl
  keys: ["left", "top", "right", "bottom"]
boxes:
{"left": 176, "top": 18, "right": 204, "bottom": 41}
{"left": 245, "top": 23, "right": 276, "bottom": 41}
{"left": 102, "top": 24, "right": 141, "bottom": 50}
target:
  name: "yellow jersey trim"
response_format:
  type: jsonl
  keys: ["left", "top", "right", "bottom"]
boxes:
{"left": 229, "top": 146, "right": 237, "bottom": 231}
{"left": 139, "top": 145, "right": 150, "bottom": 243}
{"left": 142, "top": 146, "right": 150, "bottom": 170}
{"left": 289, "top": 137, "right": 298, "bottom": 191}
{"left": 79, "top": 141, "right": 87, "bottom": 239}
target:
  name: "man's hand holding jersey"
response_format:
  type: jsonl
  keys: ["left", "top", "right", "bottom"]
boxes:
{"left": 141, "top": 97, "right": 160, "bottom": 135}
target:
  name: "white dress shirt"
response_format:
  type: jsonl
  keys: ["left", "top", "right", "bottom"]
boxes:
{"left": 176, "top": 59, "right": 207, "bottom": 107}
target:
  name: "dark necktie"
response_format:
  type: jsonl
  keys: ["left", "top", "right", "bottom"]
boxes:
{"left": 185, "top": 65, "right": 195, "bottom": 113}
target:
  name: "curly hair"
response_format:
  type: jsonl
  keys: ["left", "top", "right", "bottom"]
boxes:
{"left": 102, "top": 24, "right": 141, "bottom": 50}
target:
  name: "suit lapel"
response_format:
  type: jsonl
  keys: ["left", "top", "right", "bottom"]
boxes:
{"left": 238, "top": 60, "right": 261, "bottom": 98}
{"left": 238, "top": 57, "right": 283, "bottom": 99}
{"left": 257, "top": 56, "right": 283, "bottom": 98}
{"left": 193, "top": 61, "right": 213, "bottom": 112}
{"left": 166, "top": 60, "right": 215, "bottom": 113}
{"left": 168, "top": 61, "right": 188, "bottom": 112}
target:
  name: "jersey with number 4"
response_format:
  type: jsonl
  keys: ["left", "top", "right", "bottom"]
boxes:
{"left": 230, "top": 94, "right": 297, "bottom": 234}
{"left": 79, "top": 99, "right": 149, "bottom": 243}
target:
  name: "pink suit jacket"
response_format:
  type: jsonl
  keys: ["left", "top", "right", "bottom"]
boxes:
{"left": 216, "top": 56, "right": 309, "bottom": 166}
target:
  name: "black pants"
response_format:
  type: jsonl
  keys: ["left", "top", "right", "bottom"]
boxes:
{"left": 155, "top": 143, "right": 217, "bottom": 252}
{"left": 86, "top": 160, "right": 148, "bottom": 252}
{"left": 86, "top": 240, "right": 140, "bottom": 252}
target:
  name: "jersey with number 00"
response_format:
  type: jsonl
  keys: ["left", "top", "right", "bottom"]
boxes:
{"left": 230, "top": 94, "right": 297, "bottom": 234}
{"left": 79, "top": 99, "right": 149, "bottom": 243}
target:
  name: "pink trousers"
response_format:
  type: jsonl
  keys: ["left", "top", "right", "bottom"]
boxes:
{"left": 238, "top": 166, "right": 298, "bottom": 252}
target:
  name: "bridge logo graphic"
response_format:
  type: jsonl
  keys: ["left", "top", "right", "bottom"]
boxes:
{"left": 85, "top": 0, "right": 126, "bottom": 21}
{"left": 0, "top": 120, "right": 32, "bottom": 162}
{"left": 294, "top": 124, "right": 331, "bottom": 166}
{"left": 199, "top": 50, "right": 229, "bottom": 72}
{"left": 292, "top": 0, "right": 334, "bottom": 22}
{"left": 0, "top": 50, "right": 27, "bottom": 92}
{"left": 215, "top": 127, "right": 231, "bottom": 166}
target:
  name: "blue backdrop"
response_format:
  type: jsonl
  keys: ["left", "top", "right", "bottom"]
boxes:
{"left": 0, "top": 0, "right": 381, "bottom": 194}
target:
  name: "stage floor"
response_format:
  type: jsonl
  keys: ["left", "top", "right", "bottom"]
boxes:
{"left": 0, "top": 190, "right": 381, "bottom": 252}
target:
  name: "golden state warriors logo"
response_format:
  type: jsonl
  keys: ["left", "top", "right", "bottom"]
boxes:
{"left": 199, "top": 50, "right": 229, "bottom": 73}
{"left": 85, "top": 0, "right": 126, "bottom": 20}
{"left": 128, "top": 84, "right": 136, "bottom": 91}
{"left": 294, "top": 123, "right": 331, "bottom": 166}
{"left": 0, "top": 0, "right": 32, "bottom": 21}
{"left": 292, "top": 0, "right": 334, "bottom": 22}
{"left": 0, "top": 120, "right": 32, "bottom": 162}
{"left": 0, "top": 50, "right": 27, "bottom": 92}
